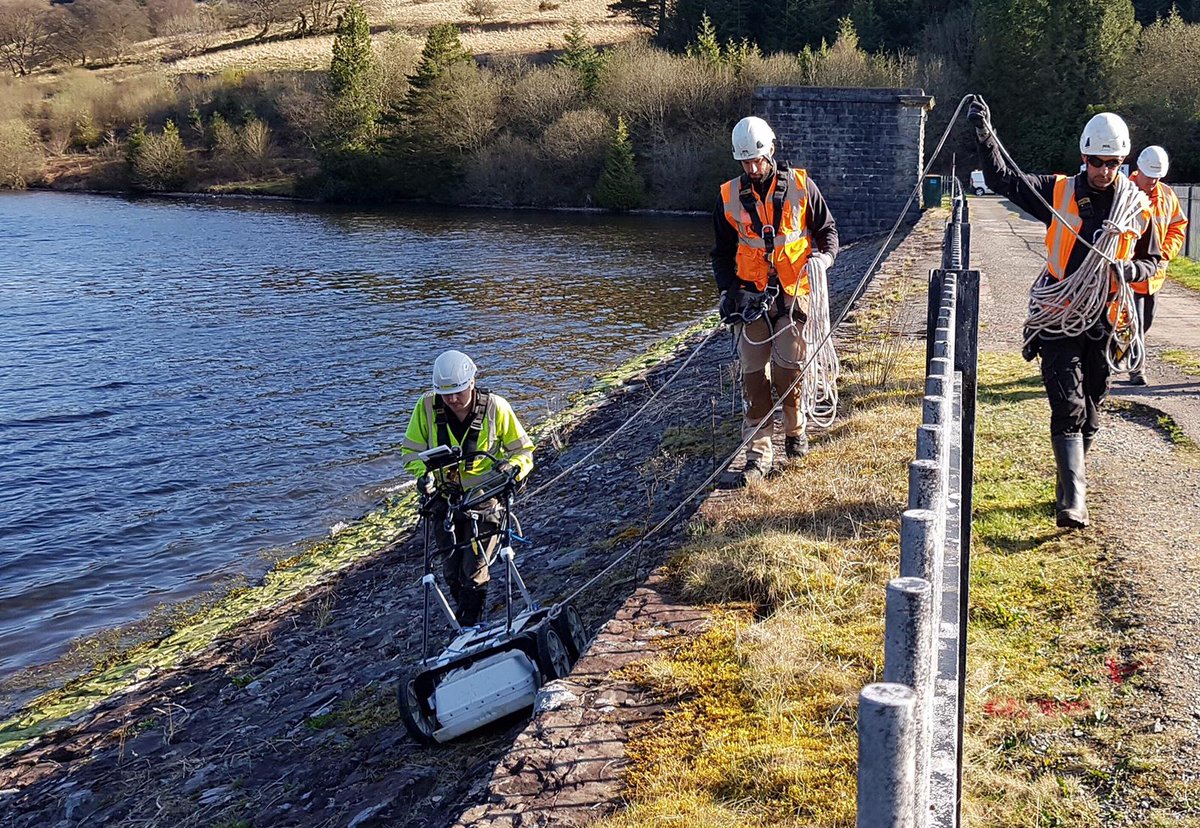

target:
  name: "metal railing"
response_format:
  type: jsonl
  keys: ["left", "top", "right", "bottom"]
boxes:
{"left": 1174, "top": 184, "right": 1199, "bottom": 260}
{"left": 856, "top": 176, "right": 980, "bottom": 828}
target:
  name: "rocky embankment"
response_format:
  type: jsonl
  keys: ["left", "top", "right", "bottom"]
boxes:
{"left": 0, "top": 221, "right": 940, "bottom": 827}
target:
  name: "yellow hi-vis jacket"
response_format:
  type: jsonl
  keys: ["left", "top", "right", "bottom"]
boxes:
{"left": 400, "top": 389, "right": 534, "bottom": 490}
{"left": 1130, "top": 171, "right": 1189, "bottom": 295}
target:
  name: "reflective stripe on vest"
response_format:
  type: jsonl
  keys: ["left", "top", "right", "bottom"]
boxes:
{"left": 1045, "top": 175, "right": 1147, "bottom": 281}
{"left": 1136, "top": 182, "right": 1184, "bottom": 295}
{"left": 721, "top": 167, "right": 813, "bottom": 295}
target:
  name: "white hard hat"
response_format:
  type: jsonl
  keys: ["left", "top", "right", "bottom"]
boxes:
{"left": 432, "top": 350, "right": 477, "bottom": 394}
{"left": 732, "top": 116, "right": 776, "bottom": 161}
{"left": 1137, "top": 145, "right": 1169, "bottom": 179}
{"left": 1079, "top": 112, "right": 1130, "bottom": 157}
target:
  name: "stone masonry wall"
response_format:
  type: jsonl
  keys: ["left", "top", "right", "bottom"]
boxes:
{"left": 754, "top": 86, "right": 935, "bottom": 240}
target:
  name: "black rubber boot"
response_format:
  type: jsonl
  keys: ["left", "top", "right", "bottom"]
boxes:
{"left": 456, "top": 586, "right": 488, "bottom": 627}
{"left": 1051, "top": 434, "right": 1089, "bottom": 529}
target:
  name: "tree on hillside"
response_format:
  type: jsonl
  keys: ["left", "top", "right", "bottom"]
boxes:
{"left": 324, "top": 1, "right": 380, "bottom": 153}
{"left": 58, "top": 0, "right": 152, "bottom": 66}
{"left": 405, "top": 22, "right": 472, "bottom": 106}
{"left": 1116, "top": 8, "right": 1200, "bottom": 178}
{"left": 231, "top": 0, "right": 303, "bottom": 40}
{"left": 0, "top": 0, "right": 59, "bottom": 76}
{"left": 596, "top": 115, "right": 645, "bottom": 210}
{"left": 556, "top": 20, "right": 605, "bottom": 96}
{"left": 608, "top": 0, "right": 672, "bottom": 39}
{"left": 972, "top": 0, "right": 1139, "bottom": 171}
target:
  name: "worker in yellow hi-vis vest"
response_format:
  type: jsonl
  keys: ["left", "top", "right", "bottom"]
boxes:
{"left": 399, "top": 350, "right": 534, "bottom": 625}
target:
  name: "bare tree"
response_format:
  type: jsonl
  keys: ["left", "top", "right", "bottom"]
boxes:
{"left": 61, "top": 0, "right": 151, "bottom": 65}
{"left": 0, "top": 0, "right": 58, "bottom": 75}
{"left": 463, "top": 0, "right": 498, "bottom": 25}
{"left": 231, "top": 0, "right": 303, "bottom": 40}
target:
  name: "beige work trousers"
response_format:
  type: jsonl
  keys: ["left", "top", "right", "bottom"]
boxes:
{"left": 737, "top": 314, "right": 807, "bottom": 467}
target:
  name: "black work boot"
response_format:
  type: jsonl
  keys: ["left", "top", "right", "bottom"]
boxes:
{"left": 457, "top": 586, "right": 488, "bottom": 627}
{"left": 738, "top": 459, "right": 769, "bottom": 487}
{"left": 785, "top": 433, "right": 809, "bottom": 460}
{"left": 1051, "top": 434, "right": 1089, "bottom": 529}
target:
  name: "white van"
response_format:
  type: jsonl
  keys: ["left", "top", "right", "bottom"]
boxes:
{"left": 970, "top": 170, "right": 993, "bottom": 195}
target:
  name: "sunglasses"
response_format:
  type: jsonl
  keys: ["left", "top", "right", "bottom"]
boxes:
{"left": 1085, "top": 157, "right": 1123, "bottom": 170}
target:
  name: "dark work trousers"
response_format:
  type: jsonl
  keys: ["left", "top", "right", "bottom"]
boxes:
{"left": 1039, "top": 331, "right": 1110, "bottom": 438}
{"left": 431, "top": 498, "right": 502, "bottom": 606}
{"left": 1134, "top": 292, "right": 1157, "bottom": 335}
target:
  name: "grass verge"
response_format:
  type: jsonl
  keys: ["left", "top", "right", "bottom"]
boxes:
{"left": 1159, "top": 347, "right": 1200, "bottom": 377}
{"left": 0, "top": 315, "right": 718, "bottom": 757}
{"left": 596, "top": 347, "right": 1191, "bottom": 827}
{"left": 1168, "top": 255, "right": 1200, "bottom": 294}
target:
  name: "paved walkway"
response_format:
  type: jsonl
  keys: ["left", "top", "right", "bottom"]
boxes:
{"left": 969, "top": 195, "right": 1200, "bottom": 777}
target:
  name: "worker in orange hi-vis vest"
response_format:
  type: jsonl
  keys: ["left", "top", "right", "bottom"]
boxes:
{"left": 969, "top": 100, "right": 1161, "bottom": 529}
{"left": 711, "top": 116, "right": 840, "bottom": 487}
{"left": 1128, "top": 145, "right": 1190, "bottom": 386}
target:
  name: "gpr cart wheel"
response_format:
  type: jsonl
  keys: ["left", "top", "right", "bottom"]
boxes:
{"left": 552, "top": 603, "right": 590, "bottom": 663}
{"left": 974, "top": 187, "right": 986, "bottom": 196}
{"left": 397, "top": 674, "right": 437, "bottom": 744}
{"left": 535, "top": 625, "right": 572, "bottom": 681}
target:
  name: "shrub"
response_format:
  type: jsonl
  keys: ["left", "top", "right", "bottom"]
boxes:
{"left": 463, "top": 0, "right": 498, "bottom": 24}
{"left": 95, "top": 71, "right": 178, "bottom": 132}
{"left": 131, "top": 119, "right": 191, "bottom": 190}
{"left": 595, "top": 114, "right": 644, "bottom": 211}
{"left": 43, "top": 70, "right": 106, "bottom": 151}
{"left": 504, "top": 65, "right": 583, "bottom": 139}
{"left": 0, "top": 118, "right": 44, "bottom": 188}
{"left": 376, "top": 32, "right": 422, "bottom": 110}
{"left": 538, "top": 107, "right": 608, "bottom": 179}
{"left": 537, "top": 0, "right": 559, "bottom": 10}
{"left": 645, "top": 130, "right": 729, "bottom": 211}
{"left": 420, "top": 62, "right": 502, "bottom": 153}
{"left": 462, "top": 132, "right": 543, "bottom": 205}
{"left": 595, "top": 43, "right": 744, "bottom": 139}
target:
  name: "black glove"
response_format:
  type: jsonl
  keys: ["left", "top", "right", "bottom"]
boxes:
{"left": 417, "top": 473, "right": 437, "bottom": 497}
{"left": 719, "top": 290, "right": 740, "bottom": 323}
{"left": 1111, "top": 261, "right": 1138, "bottom": 284}
{"left": 967, "top": 97, "right": 992, "bottom": 139}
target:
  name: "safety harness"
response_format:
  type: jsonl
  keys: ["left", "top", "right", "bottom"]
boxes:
{"left": 734, "top": 165, "right": 790, "bottom": 321}
{"left": 432, "top": 387, "right": 491, "bottom": 465}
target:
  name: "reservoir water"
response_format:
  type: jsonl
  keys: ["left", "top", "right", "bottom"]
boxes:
{"left": 0, "top": 191, "right": 712, "bottom": 681}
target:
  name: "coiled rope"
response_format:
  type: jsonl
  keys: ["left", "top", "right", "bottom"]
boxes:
{"left": 974, "top": 100, "right": 1150, "bottom": 371}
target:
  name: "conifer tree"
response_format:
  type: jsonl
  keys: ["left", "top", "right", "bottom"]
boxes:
{"left": 595, "top": 115, "right": 645, "bottom": 211}
{"left": 325, "top": 2, "right": 380, "bottom": 154}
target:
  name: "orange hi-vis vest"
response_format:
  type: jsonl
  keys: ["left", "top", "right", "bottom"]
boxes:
{"left": 1044, "top": 174, "right": 1151, "bottom": 322}
{"left": 721, "top": 167, "right": 813, "bottom": 297}
{"left": 1130, "top": 172, "right": 1188, "bottom": 295}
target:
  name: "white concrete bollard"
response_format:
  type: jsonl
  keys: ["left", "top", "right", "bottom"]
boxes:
{"left": 915, "top": 424, "right": 943, "bottom": 466}
{"left": 908, "top": 459, "right": 943, "bottom": 513}
{"left": 858, "top": 683, "right": 918, "bottom": 828}
{"left": 899, "top": 509, "right": 940, "bottom": 587}
{"left": 885, "top": 578, "right": 934, "bottom": 828}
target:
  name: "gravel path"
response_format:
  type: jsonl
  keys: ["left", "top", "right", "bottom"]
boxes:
{"left": 969, "top": 195, "right": 1200, "bottom": 780}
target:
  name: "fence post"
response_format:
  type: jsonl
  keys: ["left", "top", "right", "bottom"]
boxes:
{"left": 858, "top": 683, "right": 918, "bottom": 828}
{"left": 885, "top": 577, "right": 934, "bottom": 827}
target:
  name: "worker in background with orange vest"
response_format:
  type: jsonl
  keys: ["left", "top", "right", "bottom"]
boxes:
{"left": 712, "top": 116, "right": 840, "bottom": 486}
{"left": 1127, "top": 145, "right": 1189, "bottom": 386}
{"left": 969, "top": 100, "right": 1160, "bottom": 528}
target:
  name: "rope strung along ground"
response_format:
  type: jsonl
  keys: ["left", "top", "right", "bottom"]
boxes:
{"left": 553, "top": 94, "right": 977, "bottom": 608}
